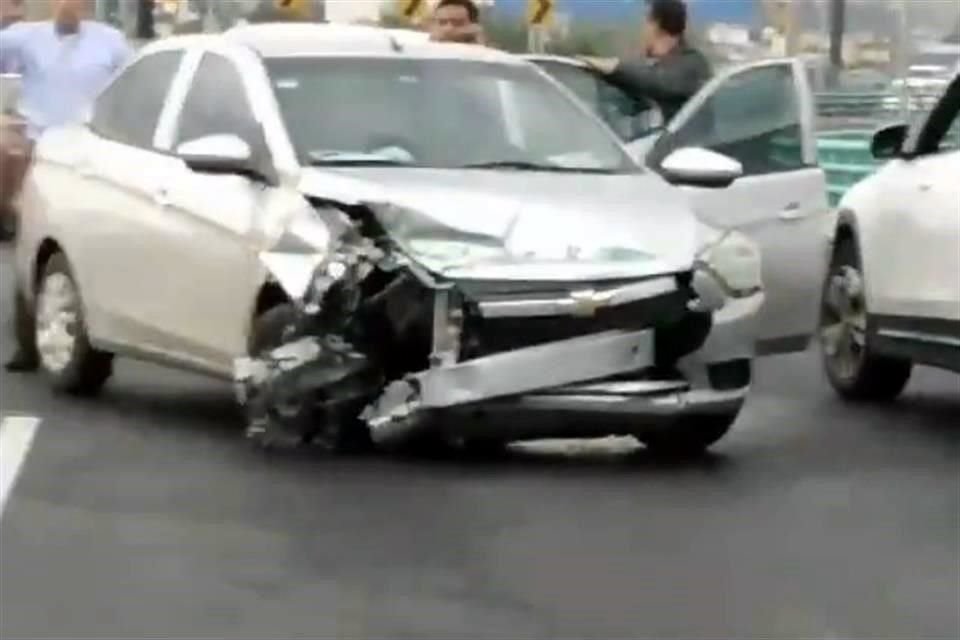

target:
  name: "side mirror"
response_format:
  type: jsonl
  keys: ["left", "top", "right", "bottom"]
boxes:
{"left": 659, "top": 147, "right": 743, "bottom": 189}
{"left": 176, "top": 133, "right": 277, "bottom": 185}
{"left": 870, "top": 123, "right": 908, "bottom": 160}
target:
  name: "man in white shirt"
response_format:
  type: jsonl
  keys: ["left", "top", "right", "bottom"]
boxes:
{"left": 0, "top": 0, "right": 132, "bottom": 372}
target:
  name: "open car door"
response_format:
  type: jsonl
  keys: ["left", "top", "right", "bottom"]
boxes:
{"left": 640, "top": 58, "right": 833, "bottom": 355}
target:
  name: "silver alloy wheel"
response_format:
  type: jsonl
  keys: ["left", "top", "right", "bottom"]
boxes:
{"left": 820, "top": 265, "right": 868, "bottom": 381}
{"left": 35, "top": 272, "right": 80, "bottom": 374}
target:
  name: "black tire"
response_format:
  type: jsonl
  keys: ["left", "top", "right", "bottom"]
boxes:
{"left": 460, "top": 438, "right": 509, "bottom": 458}
{"left": 636, "top": 413, "right": 737, "bottom": 457}
{"left": 248, "top": 303, "right": 299, "bottom": 356}
{"left": 391, "top": 436, "right": 509, "bottom": 459}
{"left": 820, "top": 236, "right": 912, "bottom": 402}
{"left": 247, "top": 303, "right": 373, "bottom": 455}
{"left": 34, "top": 253, "right": 113, "bottom": 396}
{"left": 0, "top": 207, "right": 16, "bottom": 243}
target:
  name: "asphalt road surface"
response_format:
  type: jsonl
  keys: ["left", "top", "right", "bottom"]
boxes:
{"left": 0, "top": 245, "right": 958, "bottom": 640}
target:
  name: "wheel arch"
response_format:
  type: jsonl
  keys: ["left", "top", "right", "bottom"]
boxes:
{"left": 30, "top": 237, "right": 107, "bottom": 347}
{"left": 831, "top": 208, "right": 880, "bottom": 311}
{"left": 242, "top": 278, "right": 292, "bottom": 353}
{"left": 33, "top": 237, "right": 65, "bottom": 291}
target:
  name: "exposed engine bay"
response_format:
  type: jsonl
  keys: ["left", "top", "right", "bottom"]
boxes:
{"left": 234, "top": 199, "right": 718, "bottom": 452}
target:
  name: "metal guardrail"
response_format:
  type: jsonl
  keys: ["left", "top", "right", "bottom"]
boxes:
{"left": 812, "top": 91, "right": 942, "bottom": 206}
{"left": 815, "top": 90, "right": 941, "bottom": 122}
{"left": 815, "top": 131, "right": 879, "bottom": 207}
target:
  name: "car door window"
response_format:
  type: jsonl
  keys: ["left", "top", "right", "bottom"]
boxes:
{"left": 596, "top": 78, "right": 664, "bottom": 142}
{"left": 534, "top": 60, "right": 662, "bottom": 142}
{"left": 90, "top": 50, "right": 185, "bottom": 148}
{"left": 656, "top": 64, "right": 806, "bottom": 176}
{"left": 534, "top": 61, "right": 603, "bottom": 109}
{"left": 912, "top": 77, "right": 960, "bottom": 154}
{"left": 174, "top": 53, "right": 258, "bottom": 147}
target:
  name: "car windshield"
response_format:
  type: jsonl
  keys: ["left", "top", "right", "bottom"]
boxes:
{"left": 263, "top": 57, "right": 636, "bottom": 173}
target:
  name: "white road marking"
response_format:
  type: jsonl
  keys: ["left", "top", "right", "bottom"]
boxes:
{"left": 0, "top": 415, "right": 41, "bottom": 518}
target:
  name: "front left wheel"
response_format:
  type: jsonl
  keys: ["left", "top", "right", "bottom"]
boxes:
{"left": 34, "top": 253, "right": 113, "bottom": 396}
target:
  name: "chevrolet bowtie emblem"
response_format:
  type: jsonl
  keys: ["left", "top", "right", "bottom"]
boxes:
{"left": 568, "top": 289, "right": 610, "bottom": 317}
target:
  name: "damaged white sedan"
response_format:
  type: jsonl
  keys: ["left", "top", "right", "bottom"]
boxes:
{"left": 16, "top": 24, "right": 773, "bottom": 455}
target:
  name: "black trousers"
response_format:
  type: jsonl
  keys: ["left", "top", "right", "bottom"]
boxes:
{"left": 8, "top": 285, "right": 37, "bottom": 360}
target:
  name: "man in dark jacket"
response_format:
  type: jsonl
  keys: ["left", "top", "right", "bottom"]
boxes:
{"left": 580, "top": 0, "right": 711, "bottom": 123}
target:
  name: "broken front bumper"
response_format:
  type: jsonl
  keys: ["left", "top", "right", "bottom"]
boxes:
{"left": 363, "top": 291, "right": 763, "bottom": 445}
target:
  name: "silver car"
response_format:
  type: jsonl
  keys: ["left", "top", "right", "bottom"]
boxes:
{"left": 14, "top": 24, "right": 824, "bottom": 455}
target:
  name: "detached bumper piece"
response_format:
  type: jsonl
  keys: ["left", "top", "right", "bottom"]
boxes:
{"left": 363, "top": 329, "right": 655, "bottom": 445}
{"left": 361, "top": 327, "right": 747, "bottom": 446}
{"left": 236, "top": 335, "right": 383, "bottom": 451}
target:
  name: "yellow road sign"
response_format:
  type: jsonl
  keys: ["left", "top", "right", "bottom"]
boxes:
{"left": 396, "top": 0, "right": 429, "bottom": 22}
{"left": 527, "top": 0, "right": 555, "bottom": 27}
{"left": 274, "top": 0, "right": 311, "bottom": 19}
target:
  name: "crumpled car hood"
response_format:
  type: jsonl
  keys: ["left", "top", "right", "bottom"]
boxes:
{"left": 297, "top": 167, "right": 700, "bottom": 281}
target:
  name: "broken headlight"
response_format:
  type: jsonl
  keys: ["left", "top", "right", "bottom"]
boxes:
{"left": 690, "top": 230, "right": 763, "bottom": 311}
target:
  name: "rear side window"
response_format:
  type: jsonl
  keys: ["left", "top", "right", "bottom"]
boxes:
{"left": 91, "top": 50, "right": 184, "bottom": 149}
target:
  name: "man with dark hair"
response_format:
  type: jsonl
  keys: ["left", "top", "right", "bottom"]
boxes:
{"left": 429, "top": 0, "right": 484, "bottom": 45}
{"left": 581, "top": 0, "right": 711, "bottom": 123}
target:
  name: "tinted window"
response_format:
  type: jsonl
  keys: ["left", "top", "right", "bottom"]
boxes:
{"left": 91, "top": 51, "right": 184, "bottom": 148}
{"left": 175, "top": 53, "right": 257, "bottom": 146}
{"left": 534, "top": 61, "right": 602, "bottom": 109}
{"left": 535, "top": 61, "right": 662, "bottom": 142}
{"left": 945, "top": 112, "right": 960, "bottom": 151}
{"left": 914, "top": 77, "right": 960, "bottom": 154}
{"left": 668, "top": 64, "right": 806, "bottom": 176}
{"left": 265, "top": 57, "right": 634, "bottom": 173}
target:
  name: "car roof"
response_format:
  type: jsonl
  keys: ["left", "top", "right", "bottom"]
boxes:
{"left": 521, "top": 54, "right": 589, "bottom": 69}
{"left": 139, "top": 22, "right": 522, "bottom": 65}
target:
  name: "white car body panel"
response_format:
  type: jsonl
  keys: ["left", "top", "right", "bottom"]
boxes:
{"left": 840, "top": 145, "right": 960, "bottom": 323}
{"left": 833, "top": 70, "right": 960, "bottom": 370}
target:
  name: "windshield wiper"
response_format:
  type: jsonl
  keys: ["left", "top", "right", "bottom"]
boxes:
{"left": 460, "top": 160, "right": 614, "bottom": 173}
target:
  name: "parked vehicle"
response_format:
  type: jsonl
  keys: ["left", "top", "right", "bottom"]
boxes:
{"left": 820, "top": 72, "right": 960, "bottom": 400}
{"left": 17, "top": 24, "right": 822, "bottom": 454}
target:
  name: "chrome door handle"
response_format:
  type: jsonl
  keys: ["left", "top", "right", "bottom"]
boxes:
{"left": 75, "top": 162, "right": 94, "bottom": 178}
{"left": 153, "top": 188, "right": 171, "bottom": 207}
{"left": 778, "top": 202, "right": 805, "bottom": 220}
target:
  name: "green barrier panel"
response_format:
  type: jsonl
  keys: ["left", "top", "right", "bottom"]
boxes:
{"left": 771, "top": 130, "right": 879, "bottom": 207}
{"left": 816, "top": 130, "right": 881, "bottom": 207}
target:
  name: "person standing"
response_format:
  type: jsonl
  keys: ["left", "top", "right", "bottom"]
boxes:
{"left": 580, "top": 0, "right": 711, "bottom": 124}
{"left": 0, "top": 0, "right": 132, "bottom": 373}
{"left": 0, "top": 0, "right": 24, "bottom": 36}
{"left": 428, "top": 0, "right": 485, "bottom": 45}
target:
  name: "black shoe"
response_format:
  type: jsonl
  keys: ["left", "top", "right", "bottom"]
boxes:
{"left": 4, "top": 350, "right": 39, "bottom": 373}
